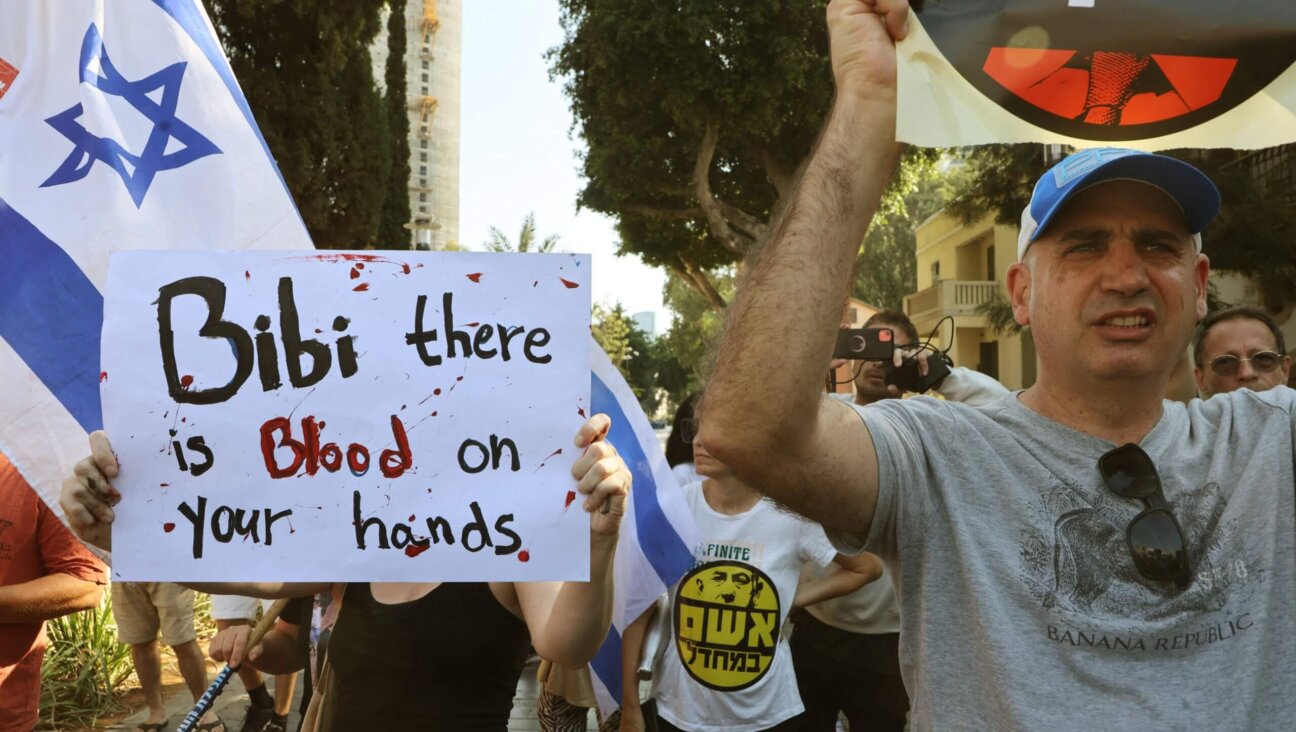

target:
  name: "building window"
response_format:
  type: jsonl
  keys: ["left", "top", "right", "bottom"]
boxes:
{"left": 848, "top": 307, "right": 858, "bottom": 324}
{"left": 931, "top": 261, "right": 941, "bottom": 283}
{"left": 421, "top": 73, "right": 429, "bottom": 82}
{"left": 420, "top": 140, "right": 428, "bottom": 149}
{"left": 421, "top": 85, "right": 428, "bottom": 94}
{"left": 419, "top": 166, "right": 427, "bottom": 175}
{"left": 419, "top": 205, "right": 427, "bottom": 213}
{"left": 421, "top": 60, "right": 429, "bottom": 70}
{"left": 420, "top": 152, "right": 428, "bottom": 162}
{"left": 419, "top": 192, "right": 427, "bottom": 202}
{"left": 419, "top": 178, "right": 426, "bottom": 187}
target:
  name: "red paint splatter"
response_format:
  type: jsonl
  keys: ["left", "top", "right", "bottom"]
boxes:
{"left": 304, "top": 253, "right": 393, "bottom": 263}
{"left": 288, "top": 518, "right": 296, "bottom": 534}
{"left": 431, "top": 411, "right": 438, "bottom": 417}
{"left": 405, "top": 543, "right": 430, "bottom": 557}
{"left": 350, "top": 267, "right": 361, "bottom": 279}
{"left": 353, "top": 283, "right": 370, "bottom": 292}
{"left": 356, "top": 262, "right": 365, "bottom": 270}
{"left": 434, "top": 388, "right": 442, "bottom": 395}
{"left": 244, "top": 270, "right": 251, "bottom": 281}
{"left": 314, "top": 328, "right": 323, "bottom": 334}
{"left": 163, "top": 523, "right": 176, "bottom": 533}
{"left": 542, "top": 448, "right": 563, "bottom": 461}
{"left": 564, "top": 491, "right": 577, "bottom": 510}
{"left": 401, "top": 404, "right": 407, "bottom": 411}
{"left": 408, "top": 514, "right": 416, "bottom": 522}
{"left": 401, "top": 263, "right": 411, "bottom": 274}
{"left": 464, "top": 322, "right": 480, "bottom": 327}
{"left": 99, "top": 371, "right": 108, "bottom": 383}
{"left": 577, "top": 407, "right": 586, "bottom": 419}
{"left": 518, "top": 550, "right": 531, "bottom": 563}
{"left": 533, "top": 281, "right": 538, "bottom": 288}
{"left": 466, "top": 272, "right": 483, "bottom": 283}
{"left": 560, "top": 278, "right": 580, "bottom": 289}
{"left": 160, "top": 483, "right": 170, "bottom": 488}
{"left": 456, "top": 376, "right": 464, "bottom": 382}
{"left": 181, "top": 417, "right": 187, "bottom": 423}
{"left": 179, "top": 374, "right": 194, "bottom": 389}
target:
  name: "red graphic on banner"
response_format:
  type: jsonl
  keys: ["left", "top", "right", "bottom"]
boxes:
{"left": 0, "top": 57, "right": 18, "bottom": 102}
{"left": 983, "top": 49, "right": 1237, "bottom": 127}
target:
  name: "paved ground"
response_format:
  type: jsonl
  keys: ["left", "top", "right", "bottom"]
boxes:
{"left": 108, "top": 658, "right": 625, "bottom": 731}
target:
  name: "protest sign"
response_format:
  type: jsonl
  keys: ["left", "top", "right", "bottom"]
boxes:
{"left": 102, "top": 251, "right": 591, "bottom": 582}
{"left": 898, "top": 0, "right": 1296, "bottom": 149}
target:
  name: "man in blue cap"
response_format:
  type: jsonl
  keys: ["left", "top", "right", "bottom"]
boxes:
{"left": 699, "top": 1, "right": 1295, "bottom": 729}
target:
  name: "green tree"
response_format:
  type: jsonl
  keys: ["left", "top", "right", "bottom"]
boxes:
{"left": 854, "top": 160, "right": 963, "bottom": 310}
{"left": 376, "top": 0, "right": 413, "bottom": 249}
{"left": 484, "top": 212, "right": 560, "bottom": 253}
{"left": 591, "top": 303, "right": 635, "bottom": 372}
{"left": 550, "top": 0, "right": 936, "bottom": 309}
{"left": 207, "top": 0, "right": 392, "bottom": 249}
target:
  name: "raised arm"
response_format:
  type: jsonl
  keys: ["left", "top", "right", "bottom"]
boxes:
{"left": 699, "top": 0, "right": 909, "bottom": 534}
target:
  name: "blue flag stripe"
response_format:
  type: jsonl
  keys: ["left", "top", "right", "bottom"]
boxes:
{"left": 588, "top": 624, "right": 624, "bottom": 709}
{"left": 591, "top": 372, "right": 694, "bottom": 586}
{"left": 0, "top": 198, "right": 104, "bottom": 432}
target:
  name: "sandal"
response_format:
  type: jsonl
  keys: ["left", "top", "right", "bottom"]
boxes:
{"left": 196, "top": 717, "right": 227, "bottom": 732}
{"left": 134, "top": 722, "right": 168, "bottom": 732}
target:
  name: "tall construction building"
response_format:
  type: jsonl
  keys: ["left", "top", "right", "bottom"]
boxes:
{"left": 371, "top": 0, "right": 461, "bottom": 250}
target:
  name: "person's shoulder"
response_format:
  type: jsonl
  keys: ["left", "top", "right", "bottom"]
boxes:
{"left": 1192, "top": 385, "right": 1296, "bottom": 419}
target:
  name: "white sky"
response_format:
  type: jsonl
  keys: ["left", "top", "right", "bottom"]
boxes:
{"left": 459, "top": 0, "right": 669, "bottom": 333}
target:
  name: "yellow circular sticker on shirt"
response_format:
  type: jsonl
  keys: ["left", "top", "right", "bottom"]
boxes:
{"left": 673, "top": 560, "right": 780, "bottom": 691}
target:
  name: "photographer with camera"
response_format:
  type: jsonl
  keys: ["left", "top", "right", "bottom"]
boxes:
{"left": 795, "top": 310, "right": 1006, "bottom": 731}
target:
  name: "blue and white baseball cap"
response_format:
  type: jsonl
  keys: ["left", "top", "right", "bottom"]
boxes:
{"left": 1017, "top": 147, "right": 1221, "bottom": 260}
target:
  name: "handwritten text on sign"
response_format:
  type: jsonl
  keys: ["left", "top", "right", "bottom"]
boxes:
{"left": 102, "top": 251, "right": 591, "bottom": 582}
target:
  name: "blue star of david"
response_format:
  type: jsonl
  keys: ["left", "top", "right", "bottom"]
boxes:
{"left": 41, "top": 24, "right": 221, "bottom": 208}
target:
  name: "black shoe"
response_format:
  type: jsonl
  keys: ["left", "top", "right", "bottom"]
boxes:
{"left": 239, "top": 704, "right": 275, "bottom": 732}
{"left": 261, "top": 715, "right": 288, "bottom": 732}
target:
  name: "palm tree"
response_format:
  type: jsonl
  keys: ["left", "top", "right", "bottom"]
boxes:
{"left": 484, "top": 212, "right": 560, "bottom": 253}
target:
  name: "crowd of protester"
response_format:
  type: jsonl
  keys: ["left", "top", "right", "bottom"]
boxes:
{"left": 4, "top": 1, "right": 1296, "bottom": 731}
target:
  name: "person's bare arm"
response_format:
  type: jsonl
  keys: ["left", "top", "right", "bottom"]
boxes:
{"left": 699, "top": 0, "right": 908, "bottom": 535}
{"left": 619, "top": 602, "right": 658, "bottom": 729}
{"left": 208, "top": 620, "right": 303, "bottom": 674}
{"left": 0, "top": 574, "right": 103, "bottom": 623}
{"left": 516, "top": 415, "right": 629, "bottom": 667}
{"left": 793, "top": 551, "right": 883, "bottom": 610}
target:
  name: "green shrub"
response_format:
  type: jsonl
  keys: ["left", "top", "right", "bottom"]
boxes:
{"left": 38, "top": 587, "right": 134, "bottom": 729}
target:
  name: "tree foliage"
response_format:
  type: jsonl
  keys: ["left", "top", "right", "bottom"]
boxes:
{"left": 947, "top": 144, "right": 1296, "bottom": 309}
{"left": 377, "top": 0, "right": 413, "bottom": 249}
{"left": 551, "top": 0, "right": 935, "bottom": 309}
{"left": 207, "top": 0, "right": 392, "bottom": 249}
{"left": 484, "top": 212, "right": 560, "bottom": 253}
{"left": 854, "top": 158, "right": 959, "bottom": 310}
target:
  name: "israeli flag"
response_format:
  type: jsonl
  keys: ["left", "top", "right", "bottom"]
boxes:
{"left": 0, "top": 1, "right": 312, "bottom": 520}
{"left": 589, "top": 345, "right": 698, "bottom": 713}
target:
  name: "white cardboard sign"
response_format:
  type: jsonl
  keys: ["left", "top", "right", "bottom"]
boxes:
{"left": 102, "top": 251, "right": 591, "bottom": 582}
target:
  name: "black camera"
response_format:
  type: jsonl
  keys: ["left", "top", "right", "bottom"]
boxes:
{"left": 833, "top": 327, "right": 895, "bottom": 361}
{"left": 885, "top": 350, "right": 952, "bottom": 394}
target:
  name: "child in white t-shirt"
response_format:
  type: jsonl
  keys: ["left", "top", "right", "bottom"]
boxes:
{"left": 621, "top": 439, "right": 883, "bottom": 732}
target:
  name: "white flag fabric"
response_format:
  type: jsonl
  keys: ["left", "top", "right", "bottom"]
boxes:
{"left": 0, "top": 0, "right": 312, "bottom": 522}
{"left": 588, "top": 343, "right": 698, "bottom": 713}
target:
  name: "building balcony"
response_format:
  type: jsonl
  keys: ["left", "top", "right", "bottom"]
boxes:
{"left": 903, "top": 280, "right": 998, "bottom": 328}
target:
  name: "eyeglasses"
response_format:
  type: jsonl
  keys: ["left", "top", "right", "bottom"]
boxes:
{"left": 1208, "top": 351, "right": 1283, "bottom": 378}
{"left": 1097, "top": 444, "right": 1191, "bottom": 590}
{"left": 678, "top": 417, "right": 698, "bottom": 443}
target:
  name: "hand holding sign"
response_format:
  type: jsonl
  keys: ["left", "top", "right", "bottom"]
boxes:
{"left": 827, "top": 0, "right": 910, "bottom": 96}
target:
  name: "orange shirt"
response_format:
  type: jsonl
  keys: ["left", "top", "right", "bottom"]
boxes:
{"left": 0, "top": 453, "right": 107, "bottom": 732}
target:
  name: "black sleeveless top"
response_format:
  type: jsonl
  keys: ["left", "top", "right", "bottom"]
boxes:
{"left": 320, "top": 582, "right": 530, "bottom": 731}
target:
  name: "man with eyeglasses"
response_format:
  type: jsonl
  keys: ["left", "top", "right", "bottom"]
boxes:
{"left": 698, "top": 1, "right": 1295, "bottom": 729}
{"left": 1192, "top": 305, "right": 1292, "bottom": 398}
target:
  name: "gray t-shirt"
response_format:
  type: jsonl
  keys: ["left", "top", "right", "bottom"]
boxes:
{"left": 830, "top": 386, "right": 1296, "bottom": 731}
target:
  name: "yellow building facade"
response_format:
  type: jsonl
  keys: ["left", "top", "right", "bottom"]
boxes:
{"left": 904, "top": 210, "right": 1038, "bottom": 390}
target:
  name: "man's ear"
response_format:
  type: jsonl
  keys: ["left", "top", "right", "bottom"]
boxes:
{"left": 1193, "top": 368, "right": 1208, "bottom": 396}
{"left": 1194, "top": 253, "right": 1210, "bottom": 321}
{"left": 1006, "top": 261, "right": 1031, "bottom": 327}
